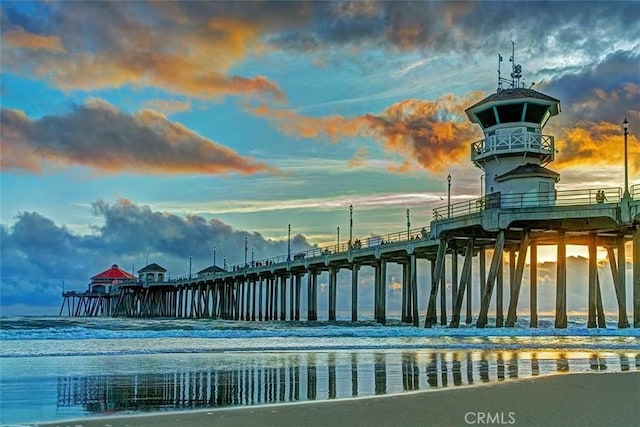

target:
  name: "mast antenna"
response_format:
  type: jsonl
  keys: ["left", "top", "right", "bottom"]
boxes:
{"left": 497, "top": 41, "right": 524, "bottom": 90}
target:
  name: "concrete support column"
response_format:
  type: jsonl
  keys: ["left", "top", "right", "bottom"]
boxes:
{"left": 295, "top": 274, "right": 301, "bottom": 321}
{"left": 280, "top": 275, "right": 287, "bottom": 321}
{"left": 425, "top": 240, "right": 446, "bottom": 328}
{"left": 617, "top": 235, "right": 630, "bottom": 328}
{"left": 555, "top": 231, "right": 567, "bottom": 328}
{"left": 479, "top": 247, "right": 486, "bottom": 299}
{"left": 530, "top": 242, "right": 537, "bottom": 327}
{"left": 506, "top": 230, "right": 530, "bottom": 327}
{"left": 588, "top": 234, "right": 598, "bottom": 328}
{"left": 451, "top": 239, "right": 474, "bottom": 328}
{"left": 440, "top": 253, "right": 447, "bottom": 326}
{"left": 466, "top": 250, "right": 473, "bottom": 324}
{"left": 251, "top": 279, "right": 257, "bottom": 321}
{"left": 410, "top": 253, "right": 419, "bottom": 326}
{"left": 496, "top": 256, "right": 504, "bottom": 327}
{"left": 451, "top": 242, "right": 458, "bottom": 316}
{"left": 272, "top": 277, "right": 278, "bottom": 321}
{"left": 401, "top": 261, "right": 409, "bottom": 323}
{"left": 380, "top": 260, "right": 387, "bottom": 324}
{"left": 329, "top": 268, "right": 337, "bottom": 321}
{"left": 258, "top": 277, "right": 263, "bottom": 321}
{"left": 290, "top": 273, "right": 295, "bottom": 321}
{"left": 308, "top": 271, "right": 318, "bottom": 321}
{"left": 351, "top": 265, "right": 359, "bottom": 322}
{"left": 634, "top": 228, "right": 640, "bottom": 328}
{"left": 477, "top": 231, "right": 505, "bottom": 328}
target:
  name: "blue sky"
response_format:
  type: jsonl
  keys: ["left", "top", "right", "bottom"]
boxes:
{"left": 1, "top": 1, "right": 639, "bottom": 315}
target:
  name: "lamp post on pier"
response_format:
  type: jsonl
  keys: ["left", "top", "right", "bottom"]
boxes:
{"left": 189, "top": 256, "right": 192, "bottom": 279}
{"left": 623, "top": 117, "right": 630, "bottom": 199}
{"left": 447, "top": 174, "right": 452, "bottom": 218}
{"left": 287, "top": 224, "right": 291, "bottom": 261}
{"left": 349, "top": 204, "right": 353, "bottom": 248}
{"left": 213, "top": 246, "right": 216, "bottom": 268}
{"left": 244, "top": 237, "right": 248, "bottom": 269}
{"left": 406, "top": 209, "right": 410, "bottom": 240}
{"left": 337, "top": 226, "right": 340, "bottom": 251}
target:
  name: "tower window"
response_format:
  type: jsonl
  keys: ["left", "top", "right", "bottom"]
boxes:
{"left": 524, "top": 103, "right": 549, "bottom": 124}
{"left": 496, "top": 103, "right": 524, "bottom": 123}
{"left": 476, "top": 108, "right": 497, "bottom": 128}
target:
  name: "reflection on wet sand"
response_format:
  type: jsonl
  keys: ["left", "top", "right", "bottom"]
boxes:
{"left": 56, "top": 351, "right": 639, "bottom": 418}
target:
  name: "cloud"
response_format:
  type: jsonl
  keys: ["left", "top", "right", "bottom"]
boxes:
{"left": 0, "top": 99, "right": 274, "bottom": 175}
{"left": 142, "top": 99, "right": 192, "bottom": 115}
{"left": 2, "top": 27, "right": 66, "bottom": 52}
{"left": 0, "top": 199, "right": 314, "bottom": 309}
{"left": 555, "top": 120, "right": 640, "bottom": 172}
{"left": 249, "top": 93, "right": 481, "bottom": 173}
{"left": 1, "top": 2, "right": 285, "bottom": 101}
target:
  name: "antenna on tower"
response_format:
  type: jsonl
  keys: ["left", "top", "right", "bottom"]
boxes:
{"left": 497, "top": 52, "right": 504, "bottom": 91}
{"left": 497, "top": 41, "right": 525, "bottom": 90}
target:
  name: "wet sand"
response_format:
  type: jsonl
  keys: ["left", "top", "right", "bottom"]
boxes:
{"left": 38, "top": 372, "right": 639, "bottom": 427}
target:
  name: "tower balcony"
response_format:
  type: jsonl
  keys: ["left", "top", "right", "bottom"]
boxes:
{"left": 471, "top": 132, "right": 554, "bottom": 167}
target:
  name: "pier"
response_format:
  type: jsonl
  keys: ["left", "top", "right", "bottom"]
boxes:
{"left": 60, "top": 53, "right": 640, "bottom": 329}
{"left": 59, "top": 185, "right": 640, "bottom": 329}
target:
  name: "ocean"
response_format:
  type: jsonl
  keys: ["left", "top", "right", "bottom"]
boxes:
{"left": 1, "top": 315, "right": 638, "bottom": 425}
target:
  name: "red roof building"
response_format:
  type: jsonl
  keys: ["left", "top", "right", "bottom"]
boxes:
{"left": 89, "top": 264, "right": 135, "bottom": 293}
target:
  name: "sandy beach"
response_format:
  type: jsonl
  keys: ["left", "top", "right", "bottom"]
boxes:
{"left": 36, "top": 372, "right": 639, "bottom": 427}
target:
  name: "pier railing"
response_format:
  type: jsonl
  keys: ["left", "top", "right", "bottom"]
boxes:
{"left": 433, "top": 187, "right": 623, "bottom": 221}
{"left": 632, "top": 184, "right": 640, "bottom": 200}
{"left": 178, "top": 226, "right": 431, "bottom": 280}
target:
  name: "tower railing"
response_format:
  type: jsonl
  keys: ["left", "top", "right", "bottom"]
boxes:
{"left": 433, "top": 187, "right": 622, "bottom": 221}
{"left": 471, "top": 132, "right": 554, "bottom": 164}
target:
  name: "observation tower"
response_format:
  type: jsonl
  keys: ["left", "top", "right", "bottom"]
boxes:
{"left": 466, "top": 44, "right": 560, "bottom": 206}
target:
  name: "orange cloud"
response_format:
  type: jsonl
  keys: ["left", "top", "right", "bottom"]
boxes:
{"left": 555, "top": 120, "right": 640, "bottom": 173}
{"left": 142, "top": 99, "right": 192, "bottom": 114}
{"left": 2, "top": 10, "right": 284, "bottom": 102}
{"left": 0, "top": 100, "right": 275, "bottom": 176}
{"left": 249, "top": 93, "right": 482, "bottom": 173}
{"left": 2, "top": 28, "right": 66, "bottom": 52}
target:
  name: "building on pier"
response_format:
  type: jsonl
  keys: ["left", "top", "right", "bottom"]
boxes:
{"left": 89, "top": 264, "right": 135, "bottom": 294}
{"left": 138, "top": 263, "right": 167, "bottom": 284}
{"left": 59, "top": 48, "right": 640, "bottom": 328}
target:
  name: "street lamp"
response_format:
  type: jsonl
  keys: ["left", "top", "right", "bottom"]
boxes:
{"left": 447, "top": 174, "right": 452, "bottom": 218}
{"left": 623, "top": 117, "right": 630, "bottom": 199}
{"left": 406, "top": 209, "right": 410, "bottom": 240}
{"left": 213, "top": 246, "right": 216, "bottom": 268}
{"left": 189, "top": 256, "right": 192, "bottom": 279}
{"left": 252, "top": 248, "right": 255, "bottom": 267}
{"left": 244, "top": 236, "right": 248, "bottom": 268}
{"left": 349, "top": 204, "right": 353, "bottom": 248}
{"left": 337, "top": 226, "right": 340, "bottom": 250}
{"left": 287, "top": 224, "right": 291, "bottom": 261}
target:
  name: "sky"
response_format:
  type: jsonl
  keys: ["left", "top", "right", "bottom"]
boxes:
{"left": 1, "top": 0, "right": 639, "bottom": 316}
